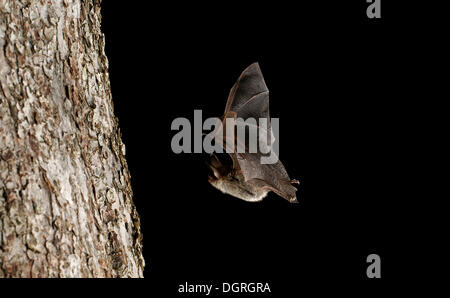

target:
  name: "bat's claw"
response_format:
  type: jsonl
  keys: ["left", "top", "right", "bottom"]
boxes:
{"left": 290, "top": 179, "right": 300, "bottom": 185}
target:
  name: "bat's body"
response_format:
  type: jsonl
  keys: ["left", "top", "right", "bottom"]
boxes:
{"left": 207, "top": 154, "right": 269, "bottom": 202}
{"left": 207, "top": 63, "right": 299, "bottom": 203}
{"left": 210, "top": 173, "right": 270, "bottom": 202}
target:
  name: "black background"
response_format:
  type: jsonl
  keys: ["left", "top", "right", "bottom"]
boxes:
{"left": 98, "top": 0, "right": 435, "bottom": 295}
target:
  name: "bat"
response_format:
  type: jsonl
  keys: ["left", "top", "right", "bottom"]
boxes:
{"left": 206, "top": 63, "right": 299, "bottom": 203}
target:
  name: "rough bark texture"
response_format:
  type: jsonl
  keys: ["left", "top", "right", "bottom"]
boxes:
{"left": 0, "top": 0, "right": 144, "bottom": 277}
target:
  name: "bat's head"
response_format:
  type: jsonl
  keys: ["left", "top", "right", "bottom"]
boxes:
{"left": 206, "top": 153, "right": 230, "bottom": 182}
{"left": 206, "top": 154, "right": 269, "bottom": 202}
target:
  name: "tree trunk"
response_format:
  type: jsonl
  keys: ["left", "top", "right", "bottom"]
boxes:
{"left": 0, "top": 0, "right": 144, "bottom": 277}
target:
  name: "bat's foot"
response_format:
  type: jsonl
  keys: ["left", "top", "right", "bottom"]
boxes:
{"left": 290, "top": 179, "right": 300, "bottom": 184}
{"left": 289, "top": 196, "right": 299, "bottom": 204}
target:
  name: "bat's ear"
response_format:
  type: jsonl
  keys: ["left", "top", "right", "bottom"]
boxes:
{"left": 206, "top": 159, "right": 221, "bottom": 180}
{"left": 208, "top": 154, "right": 222, "bottom": 168}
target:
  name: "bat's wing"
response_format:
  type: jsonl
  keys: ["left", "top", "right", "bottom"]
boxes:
{"left": 224, "top": 62, "right": 270, "bottom": 121}
{"left": 224, "top": 63, "right": 298, "bottom": 203}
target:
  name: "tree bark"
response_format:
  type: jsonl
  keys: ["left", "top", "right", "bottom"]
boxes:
{"left": 0, "top": 0, "right": 144, "bottom": 277}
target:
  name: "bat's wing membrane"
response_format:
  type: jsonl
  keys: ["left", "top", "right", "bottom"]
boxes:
{"left": 225, "top": 63, "right": 270, "bottom": 121}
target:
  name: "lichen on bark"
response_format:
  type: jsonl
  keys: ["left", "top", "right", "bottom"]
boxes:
{"left": 0, "top": 0, "right": 144, "bottom": 277}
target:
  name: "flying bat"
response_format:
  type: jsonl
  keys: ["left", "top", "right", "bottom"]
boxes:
{"left": 207, "top": 63, "right": 299, "bottom": 203}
